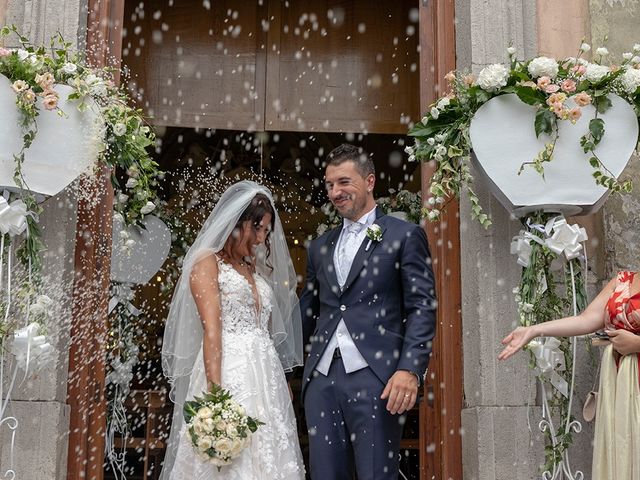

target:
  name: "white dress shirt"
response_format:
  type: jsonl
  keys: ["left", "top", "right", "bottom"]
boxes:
{"left": 315, "top": 206, "right": 377, "bottom": 376}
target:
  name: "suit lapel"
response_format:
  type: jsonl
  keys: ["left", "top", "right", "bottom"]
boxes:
{"left": 341, "top": 208, "right": 387, "bottom": 293}
{"left": 322, "top": 227, "right": 342, "bottom": 296}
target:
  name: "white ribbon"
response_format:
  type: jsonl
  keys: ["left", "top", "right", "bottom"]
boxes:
{"left": 108, "top": 283, "right": 141, "bottom": 316}
{"left": 0, "top": 198, "right": 28, "bottom": 237}
{"left": 528, "top": 337, "right": 569, "bottom": 398}
{"left": 11, "top": 323, "right": 54, "bottom": 374}
{"left": 511, "top": 216, "right": 588, "bottom": 267}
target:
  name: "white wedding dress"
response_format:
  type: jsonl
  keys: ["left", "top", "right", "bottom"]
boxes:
{"left": 168, "top": 258, "right": 305, "bottom": 480}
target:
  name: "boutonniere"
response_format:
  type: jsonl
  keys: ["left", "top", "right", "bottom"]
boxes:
{"left": 365, "top": 224, "right": 382, "bottom": 251}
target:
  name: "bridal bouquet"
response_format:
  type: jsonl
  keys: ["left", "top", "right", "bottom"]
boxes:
{"left": 183, "top": 384, "right": 264, "bottom": 467}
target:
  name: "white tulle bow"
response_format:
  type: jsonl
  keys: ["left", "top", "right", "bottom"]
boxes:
{"left": 11, "top": 322, "right": 54, "bottom": 373}
{"left": 510, "top": 216, "right": 588, "bottom": 267}
{"left": 0, "top": 198, "right": 28, "bottom": 237}
{"left": 528, "top": 337, "right": 569, "bottom": 397}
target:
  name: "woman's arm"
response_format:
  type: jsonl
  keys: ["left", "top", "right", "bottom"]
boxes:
{"left": 190, "top": 254, "right": 223, "bottom": 388}
{"left": 498, "top": 277, "right": 616, "bottom": 360}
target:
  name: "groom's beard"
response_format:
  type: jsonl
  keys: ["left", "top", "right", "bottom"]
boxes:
{"left": 333, "top": 195, "right": 365, "bottom": 221}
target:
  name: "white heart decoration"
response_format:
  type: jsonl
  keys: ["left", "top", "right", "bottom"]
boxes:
{"left": 111, "top": 215, "right": 172, "bottom": 285}
{"left": 0, "top": 74, "right": 102, "bottom": 197}
{"left": 469, "top": 93, "right": 638, "bottom": 216}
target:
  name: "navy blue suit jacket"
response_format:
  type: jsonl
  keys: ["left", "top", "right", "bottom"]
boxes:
{"left": 299, "top": 208, "right": 437, "bottom": 400}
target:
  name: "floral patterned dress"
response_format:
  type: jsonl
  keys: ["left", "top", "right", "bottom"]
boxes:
{"left": 592, "top": 271, "right": 640, "bottom": 479}
{"left": 167, "top": 258, "right": 305, "bottom": 480}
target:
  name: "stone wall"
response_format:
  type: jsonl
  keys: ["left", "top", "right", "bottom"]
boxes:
{"left": 0, "top": 2, "right": 87, "bottom": 478}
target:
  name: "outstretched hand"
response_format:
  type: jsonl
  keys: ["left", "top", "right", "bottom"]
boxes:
{"left": 381, "top": 370, "right": 418, "bottom": 415}
{"left": 498, "top": 326, "right": 539, "bottom": 361}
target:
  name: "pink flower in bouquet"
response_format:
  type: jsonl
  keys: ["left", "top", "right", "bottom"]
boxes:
{"left": 42, "top": 93, "right": 58, "bottom": 110}
{"left": 544, "top": 83, "right": 560, "bottom": 93}
{"left": 445, "top": 71, "right": 456, "bottom": 83}
{"left": 22, "top": 89, "right": 36, "bottom": 104}
{"left": 568, "top": 107, "right": 582, "bottom": 123}
{"left": 0, "top": 47, "right": 11, "bottom": 57}
{"left": 537, "top": 76, "right": 551, "bottom": 89}
{"left": 35, "top": 72, "right": 54, "bottom": 89}
{"left": 573, "top": 91, "right": 592, "bottom": 106}
{"left": 560, "top": 79, "right": 576, "bottom": 93}
{"left": 546, "top": 92, "right": 567, "bottom": 106}
{"left": 463, "top": 74, "right": 475, "bottom": 86}
{"left": 551, "top": 103, "right": 567, "bottom": 118}
{"left": 571, "top": 64, "right": 587, "bottom": 76}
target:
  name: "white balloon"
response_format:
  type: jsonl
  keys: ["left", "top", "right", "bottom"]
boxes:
{"left": 469, "top": 93, "right": 638, "bottom": 216}
{"left": 111, "top": 215, "right": 172, "bottom": 285}
{"left": 0, "top": 74, "right": 101, "bottom": 197}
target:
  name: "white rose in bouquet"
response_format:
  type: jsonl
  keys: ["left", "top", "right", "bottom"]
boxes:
{"left": 528, "top": 56, "right": 559, "bottom": 79}
{"left": 197, "top": 436, "right": 213, "bottom": 451}
{"left": 214, "top": 438, "right": 233, "bottom": 455}
{"left": 197, "top": 406, "right": 213, "bottom": 419}
{"left": 477, "top": 64, "right": 510, "bottom": 92}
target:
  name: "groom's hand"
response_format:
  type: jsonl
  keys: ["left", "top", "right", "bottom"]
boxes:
{"left": 381, "top": 370, "right": 418, "bottom": 415}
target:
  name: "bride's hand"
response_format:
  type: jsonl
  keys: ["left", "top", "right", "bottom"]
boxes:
{"left": 498, "top": 326, "right": 539, "bottom": 361}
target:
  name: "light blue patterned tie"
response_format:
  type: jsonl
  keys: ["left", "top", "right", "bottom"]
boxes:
{"left": 337, "top": 222, "right": 364, "bottom": 287}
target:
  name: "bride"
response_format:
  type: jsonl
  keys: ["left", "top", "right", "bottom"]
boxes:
{"left": 159, "top": 181, "right": 305, "bottom": 480}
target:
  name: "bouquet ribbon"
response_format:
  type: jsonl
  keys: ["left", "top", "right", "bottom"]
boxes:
{"left": 108, "top": 282, "right": 141, "bottom": 316}
{"left": 0, "top": 197, "right": 28, "bottom": 237}
{"left": 528, "top": 337, "right": 569, "bottom": 398}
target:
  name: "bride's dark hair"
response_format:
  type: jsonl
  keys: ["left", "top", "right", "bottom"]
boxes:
{"left": 222, "top": 193, "right": 275, "bottom": 268}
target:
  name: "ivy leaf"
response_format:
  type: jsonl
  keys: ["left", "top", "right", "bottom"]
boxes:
{"left": 534, "top": 108, "right": 555, "bottom": 138}
{"left": 589, "top": 118, "right": 605, "bottom": 145}
{"left": 515, "top": 86, "right": 545, "bottom": 106}
{"left": 593, "top": 95, "right": 612, "bottom": 114}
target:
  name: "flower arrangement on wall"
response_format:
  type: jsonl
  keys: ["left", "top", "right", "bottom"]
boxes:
{"left": 407, "top": 43, "right": 640, "bottom": 478}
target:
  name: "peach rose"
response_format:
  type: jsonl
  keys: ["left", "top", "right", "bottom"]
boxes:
{"left": 568, "top": 107, "right": 582, "bottom": 123}
{"left": 12, "top": 80, "right": 28, "bottom": 93}
{"left": 35, "top": 72, "right": 54, "bottom": 89}
{"left": 537, "top": 76, "right": 551, "bottom": 89}
{"left": 560, "top": 79, "right": 576, "bottom": 93}
{"left": 463, "top": 74, "right": 475, "bottom": 86}
{"left": 0, "top": 47, "right": 11, "bottom": 57}
{"left": 551, "top": 103, "right": 567, "bottom": 118}
{"left": 42, "top": 94, "right": 58, "bottom": 110}
{"left": 22, "top": 89, "right": 36, "bottom": 104}
{"left": 445, "top": 71, "right": 456, "bottom": 83}
{"left": 573, "top": 92, "right": 592, "bottom": 106}
{"left": 544, "top": 84, "right": 560, "bottom": 93}
{"left": 546, "top": 92, "right": 567, "bottom": 106}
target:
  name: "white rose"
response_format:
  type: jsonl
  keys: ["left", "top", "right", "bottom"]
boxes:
{"left": 140, "top": 201, "right": 156, "bottom": 215}
{"left": 633, "top": 56, "right": 640, "bottom": 65}
{"left": 197, "top": 436, "right": 213, "bottom": 451}
{"left": 113, "top": 212, "right": 124, "bottom": 223}
{"left": 229, "top": 438, "right": 244, "bottom": 457}
{"left": 117, "top": 193, "right": 129, "bottom": 204}
{"left": 316, "top": 223, "right": 328, "bottom": 236}
{"left": 61, "top": 62, "right": 77, "bottom": 74}
{"left": 584, "top": 63, "right": 610, "bottom": 83}
{"left": 620, "top": 68, "right": 640, "bottom": 94}
{"left": 196, "top": 406, "right": 213, "bottom": 419}
{"left": 408, "top": 154, "right": 416, "bottom": 162}
{"left": 125, "top": 239, "right": 136, "bottom": 248}
{"left": 430, "top": 107, "right": 440, "bottom": 119}
{"left": 623, "top": 52, "right": 633, "bottom": 61}
{"left": 595, "top": 47, "right": 609, "bottom": 57}
{"left": 226, "top": 424, "right": 238, "bottom": 437}
{"left": 17, "top": 49, "right": 29, "bottom": 61}
{"left": 634, "top": 44, "right": 640, "bottom": 53}
{"left": 215, "top": 420, "right": 227, "bottom": 431}
{"left": 580, "top": 43, "right": 591, "bottom": 53}
{"left": 434, "top": 145, "right": 447, "bottom": 157}
{"left": 527, "top": 56, "right": 559, "bottom": 79}
{"left": 125, "top": 177, "right": 138, "bottom": 188}
{"left": 202, "top": 418, "right": 215, "bottom": 432}
{"left": 85, "top": 74, "right": 100, "bottom": 85}
{"left": 421, "top": 116, "right": 429, "bottom": 124}
{"left": 476, "top": 63, "right": 510, "bottom": 92}
{"left": 404, "top": 146, "right": 414, "bottom": 155}
{"left": 507, "top": 46, "right": 516, "bottom": 55}
{"left": 113, "top": 123, "right": 127, "bottom": 136}
{"left": 214, "top": 438, "right": 233, "bottom": 455}
{"left": 436, "top": 96, "right": 450, "bottom": 109}
{"left": 426, "top": 137, "right": 435, "bottom": 146}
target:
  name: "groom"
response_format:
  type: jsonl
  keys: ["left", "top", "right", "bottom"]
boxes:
{"left": 300, "top": 144, "right": 437, "bottom": 479}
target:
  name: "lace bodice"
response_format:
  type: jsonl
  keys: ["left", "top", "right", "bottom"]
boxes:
{"left": 217, "top": 259, "right": 273, "bottom": 336}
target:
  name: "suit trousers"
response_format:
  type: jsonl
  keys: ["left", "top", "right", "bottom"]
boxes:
{"left": 304, "top": 357, "right": 405, "bottom": 480}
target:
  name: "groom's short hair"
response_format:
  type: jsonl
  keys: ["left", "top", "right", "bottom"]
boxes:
{"left": 326, "top": 144, "right": 375, "bottom": 179}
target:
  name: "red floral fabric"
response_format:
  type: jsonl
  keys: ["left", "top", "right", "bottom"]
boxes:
{"left": 606, "top": 271, "right": 640, "bottom": 333}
